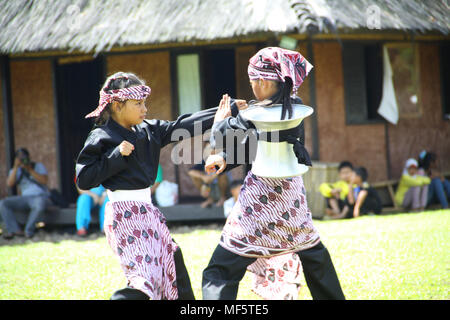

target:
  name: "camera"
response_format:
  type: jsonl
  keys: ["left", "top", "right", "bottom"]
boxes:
{"left": 20, "top": 157, "right": 30, "bottom": 166}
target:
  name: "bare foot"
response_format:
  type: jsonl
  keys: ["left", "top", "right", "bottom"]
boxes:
{"left": 215, "top": 197, "right": 226, "bottom": 207}
{"left": 200, "top": 184, "right": 211, "bottom": 198}
{"left": 201, "top": 198, "right": 214, "bottom": 208}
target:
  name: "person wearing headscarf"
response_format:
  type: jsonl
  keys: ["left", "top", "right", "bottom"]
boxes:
{"left": 202, "top": 47, "right": 345, "bottom": 300}
{"left": 395, "top": 158, "right": 431, "bottom": 211}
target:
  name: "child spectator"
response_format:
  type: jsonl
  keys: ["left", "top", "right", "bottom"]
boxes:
{"left": 395, "top": 158, "right": 431, "bottom": 212}
{"left": 331, "top": 167, "right": 382, "bottom": 219}
{"left": 319, "top": 161, "right": 353, "bottom": 218}
{"left": 188, "top": 143, "right": 230, "bottom": 208}
{"left": 75, "top": 184, "right": 109, "bottom": 236}
{"left": 223, "top": 180, "right": 243, "bottom": 218}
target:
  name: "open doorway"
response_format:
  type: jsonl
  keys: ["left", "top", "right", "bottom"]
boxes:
{"left": 54, "top": 57, "right": 104, "bottom": 204}
{"left": 203, "top": 48, "right": 236, "bottom": 108}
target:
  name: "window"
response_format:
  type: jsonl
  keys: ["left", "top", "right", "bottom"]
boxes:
{"left": 175, "top": 49, "right": 237, "bottom": 114}
{"left": 203, "top": 49, "right": 236, "bottom": 108}
{"left": 176, "top": 54, "right": 202, "bottom": 115}
{"left": 342, "top": 42, "right": 383, "bottom": 124}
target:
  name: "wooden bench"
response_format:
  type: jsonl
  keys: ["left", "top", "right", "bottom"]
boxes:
{"left": 13, "top": 205, "right": 97, "bottom": 227}
{"left": 10, "top": 202, "right": 226, "bottom": 230}
{"left": 371, "top": 179, "right": 401, "bottom": 214}
{"left": 372, "top": 170, "right": 450, "bottom": 214}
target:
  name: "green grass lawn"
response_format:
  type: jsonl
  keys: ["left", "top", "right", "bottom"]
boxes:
{"left": 0, "top": 210, "right": 448, "bottom": 300}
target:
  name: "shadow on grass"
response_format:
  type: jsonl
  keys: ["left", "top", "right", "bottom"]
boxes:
{"left": 0, "top": 220, "right": 227, "bottom": 247}
{"left": 0, "top": 225, "right": 105, "bottom": 247}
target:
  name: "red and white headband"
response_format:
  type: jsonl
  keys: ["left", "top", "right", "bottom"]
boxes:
{"left": 85, "top": 84, "right": 151, "bottom": 118}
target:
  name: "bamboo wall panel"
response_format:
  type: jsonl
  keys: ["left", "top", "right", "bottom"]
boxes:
{"left": 10, "top": 59, "right": 58, "bottom": 189}
{"left": 387, "top": 43, "right": 450, "bottom": 179}
{"left": 302, "top": 161, "right": 339, "bottom": 218}
{"left": 313, "top": 41, "right": 388, "bottom": 182}
{"left": 0, "top": 68, "right": 6, "bottom": 198}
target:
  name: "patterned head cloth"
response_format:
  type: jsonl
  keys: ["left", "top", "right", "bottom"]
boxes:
{"left": 85, "top": 82, "right": 151, "bottom": 118}
{"left": 248, "top": 47, "right": 313, "bottom": 94}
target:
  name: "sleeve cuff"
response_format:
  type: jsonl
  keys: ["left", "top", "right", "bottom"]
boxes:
{"left": 231, "top": 101, "right": 239, "bottom": 117}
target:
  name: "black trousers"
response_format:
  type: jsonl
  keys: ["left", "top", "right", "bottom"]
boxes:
{"left": 202, "top": 242, "right": 345, "bottom": 300}
{"left": 111, "top": 245, "right": 195, "bottom": 300}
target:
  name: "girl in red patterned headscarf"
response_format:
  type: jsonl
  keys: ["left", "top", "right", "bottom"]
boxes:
{"left": 76, "top": 72, "right": 233, "bottom": 300}
{"left": 202, "top": 47, "right": 345, "bottom": 300}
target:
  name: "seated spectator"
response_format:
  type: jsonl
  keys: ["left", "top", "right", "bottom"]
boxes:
{"left": 418, "top": 150, "right": 450, "bottom": 209}
{"left": 395, "top": 158, "right": 430, "bottom": 212}
{"left": 319, "top": 161, "right": 353, "bottom": 218}
{"left": 188, "top": 143, "right": 230, "bottom": 208}
{"left": 0, "top": 148, "right": 51, "bottom": 239}
{"left": 223, "top": 180, "right": 243, "bottom": 218}
{"left": 331, "top": 167, "right": 382, "bottom": 219}
{"left": 150, "top": 164, "right": 163, "bottom": 206}
{"left": 75, "top": 184, "right": 109, "bottom": 236}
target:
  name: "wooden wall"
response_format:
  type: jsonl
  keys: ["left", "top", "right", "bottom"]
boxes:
{"left": 387, "top": 43, "right": 450, "bottom": 179}
{"left": 0, "top": 65, "right": 6, "bottom": 198}
{"left": 312, "top": 41, "right": 449, "bottom": 182}
{"left": 313, "top": 41, "right": 387, "bottom": 182}
{"left": 9, "top": 59, "right": 58, "bottom": 190}
{"left": 296, "top": 42, "right": 313, "bottom": 158}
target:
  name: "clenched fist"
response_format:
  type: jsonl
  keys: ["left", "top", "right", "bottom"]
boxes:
{"left": 205, "top": 154, "right": 227, "bottom": 174}
{"left": 119, "top": 140, "right": 134, "bottom": 156}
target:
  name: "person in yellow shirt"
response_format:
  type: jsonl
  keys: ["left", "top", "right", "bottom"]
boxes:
{"left": 395, "top": 158, "right": 431, "bottom": 211}
{"left": 327, "top": 167, "right": 382, "bottom": 219}
{"left": 319, "top": 161, "right": 353, "bottom": 218}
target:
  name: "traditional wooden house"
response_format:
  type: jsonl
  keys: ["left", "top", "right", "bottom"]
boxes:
{"left": 1, "top": 0, "right": 449, "bottom": 212}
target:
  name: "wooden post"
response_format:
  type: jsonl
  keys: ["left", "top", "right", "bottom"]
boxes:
{"left": 51, "top": 58, "right": 63, "bottom": 192}
{"left": 0, "top": 55, "right": 16, "bottom": 195}
{"left": 384, "top": 121, "right": 392, "bottom": 180}
{"left": 307, "top": 38, "right": 320, "bottom": 161}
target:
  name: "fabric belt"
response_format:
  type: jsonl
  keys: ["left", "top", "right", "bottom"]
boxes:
{"left": 106, "top": 187, "right": 152, "bottom": 203}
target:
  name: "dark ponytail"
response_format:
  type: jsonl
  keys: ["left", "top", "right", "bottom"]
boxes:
{"left": 95, "top": 72, "right": 145, "bottom": 126}
{"left": 270, "top": 77, "right": 293, "bottom": 120}
{"left": 280, "top": 77, "right": 293, "bottom": 120}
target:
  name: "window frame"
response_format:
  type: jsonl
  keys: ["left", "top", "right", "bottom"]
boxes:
{"left": 342, "top": 41, "right": 385, "bottom": 126}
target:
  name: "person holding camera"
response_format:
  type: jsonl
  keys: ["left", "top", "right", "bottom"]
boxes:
{"left": 0, "top": 148, "right": 51, "bottom": 239}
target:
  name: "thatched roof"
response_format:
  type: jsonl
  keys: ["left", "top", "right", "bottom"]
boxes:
{"left": 297, "top": 0, "right": 450, "bottom": 35}
{"left": 0, "top": 0, "right": 448, "bottom": 55}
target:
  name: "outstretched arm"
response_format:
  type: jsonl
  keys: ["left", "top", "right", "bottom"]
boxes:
{"left": 157, "top": 95, "right": 241, "bottom": 147}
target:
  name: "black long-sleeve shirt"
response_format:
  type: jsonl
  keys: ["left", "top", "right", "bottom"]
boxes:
{"left": 76, "top": 106, "right": 236, "bottom": 191}
{"left": 210, "top": 96, "right": 306, "bottom": 172}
